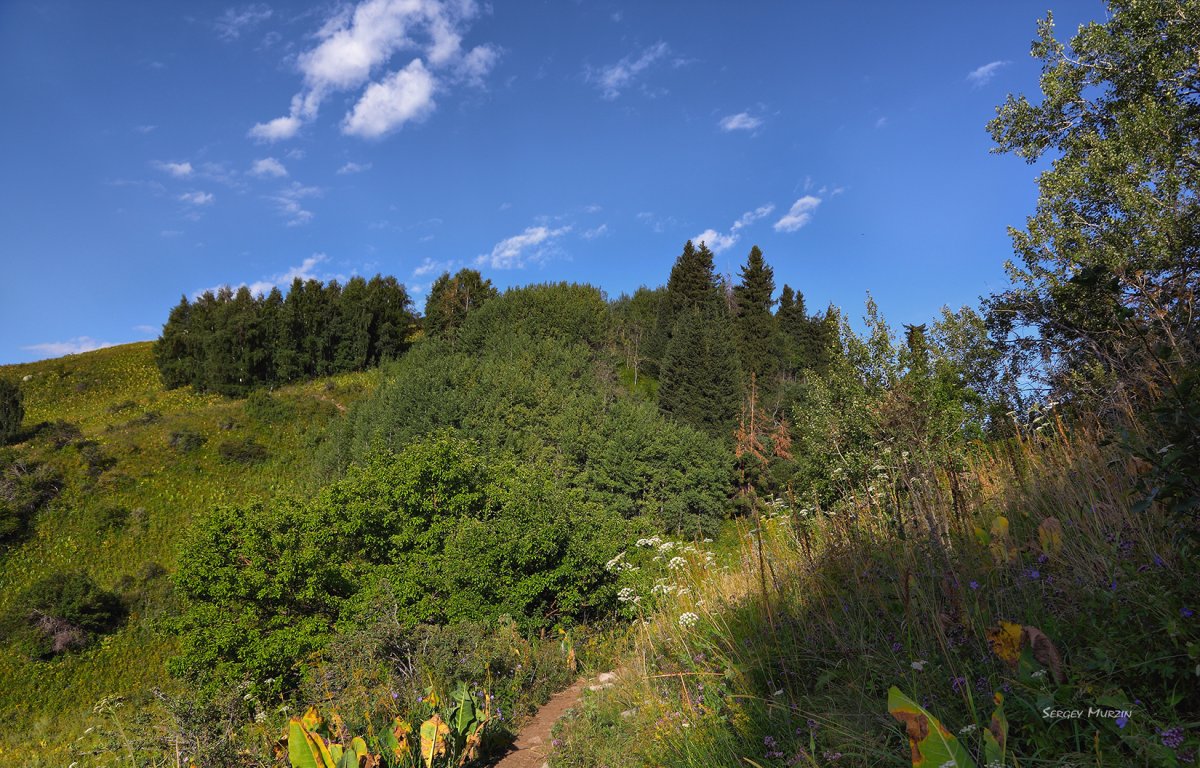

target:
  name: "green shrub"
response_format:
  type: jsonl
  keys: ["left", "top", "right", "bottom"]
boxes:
{"left": 0, "top": 453, "right": 61, "bottom": 547}
{"left": 244, "top": 389, "right": 293, "bottom": 423}
{"left": 0, "top": 571, "right": 124, "bottom": 658}
{"left": 167, "top": 428, "right": 206, "bottom": 453}
{"left": 0, "top": 379, "right": 23, "bottom": 444}
{"left": 217, "top": 437, "right": 268, "bottom": 464}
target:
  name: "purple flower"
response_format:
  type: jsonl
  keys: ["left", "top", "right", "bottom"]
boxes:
{"left": 969, "top": 581, "right": 980, "bottom": 590}
{"left": 391, "top": 691, "right": 399, "bottom": 700}
{"left": 1116, "top": 714, "right": 1129, "bottom": 729}
{"left": 950, "top": 676, "right": 967, "bottom": 693}
{"left": 1154, "top": 555, "right": 1166, "bottom": 568}
{"left": 1037, "top": 553, "right": 1049, "bottom": 564}
{"left": 1161, "top": 726, "right": 1185, "bottom": 750}
{"left": 1027, "top": 569, "right": 1041, "bottom": 580}
{"left": 1182, "top": 607, "right": 1194, "bottom": 619}
{"left": 892, "top": 642, "right": 902, "bottom": 653}
{"left": 764, "top": 735, "right": 778, "bottom": 749}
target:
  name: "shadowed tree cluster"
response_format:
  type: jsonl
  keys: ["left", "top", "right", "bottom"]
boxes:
{"left": 155, "top": 276, "right": 416, "bottom": 396}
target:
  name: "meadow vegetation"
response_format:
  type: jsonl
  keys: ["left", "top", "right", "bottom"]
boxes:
{"left": 0, "top": 2, "right": 1196, "bottom": 766}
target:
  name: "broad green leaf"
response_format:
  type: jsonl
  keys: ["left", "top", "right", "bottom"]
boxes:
{"left": 887, "top": 686, "right": 977, "bottom": 768}
{"left": 982, "top": 692, "right": 1007, "bottom": 766}
{"left": 420, "top": 714, "right": 450, "bottom": 768}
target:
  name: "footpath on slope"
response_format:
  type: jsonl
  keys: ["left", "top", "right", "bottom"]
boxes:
{"left": 492, "top": 672, "right": 616, "bottom": 768}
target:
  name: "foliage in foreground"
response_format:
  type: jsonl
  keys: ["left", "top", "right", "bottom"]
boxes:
{"left": 552, "top": 426, "right": 1199, "bottom": 767}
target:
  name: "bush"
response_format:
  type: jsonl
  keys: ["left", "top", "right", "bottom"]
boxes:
{"left": 0, "top": 572, "right": 124, "bottom": 658}
{"left": 0, "top": 454, "right": 61, "bottom": 547}
{"left": 0, "top": 379, "right": 23, "bottom": 444}
{"left": 244, "top": 389, "right": 293, "bottom": 423}
{"left": 216, "top": 437, "right": 268, "bottom": 464}
{"left": 167, "top": 428, "right": 206, "bottom": 453}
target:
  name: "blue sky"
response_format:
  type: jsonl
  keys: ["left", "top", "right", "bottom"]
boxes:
{"left": 0, "top": 0, "right": 1105, "bottom": 363}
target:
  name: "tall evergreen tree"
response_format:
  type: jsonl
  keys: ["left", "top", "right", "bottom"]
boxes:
{"left": 155, "top": 296, "right": 195, "bottom": 389}
{"left": 649, "top": 241, "right": 722, "bottom": 371}
{"left": 659, "top": 305, "right": 742, "bottom": 439}
{"left": 732, "top": 246, "right": 779, "bottom": 379}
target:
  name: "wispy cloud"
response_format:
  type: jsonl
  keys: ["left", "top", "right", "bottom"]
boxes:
{"left": 582, "top": 223, "right": 609, "bottom": 239}
{"left": 966, "top": 60, "right": 1010, "bottom": 87}
{"left": 476, "top": 225, "right": 571, "bottom": 269}
{"left": 179, "top": 191, "right": 214, "bottom": 205}
{"left": 692, "top": 204, "right": 774, "bottom": 254}
{"left": 134, "top": 124, "right": 157, "bottom": 134}
{"left": 199, "top": 253, "right": 330, "bottom": 298}
{"left": 412, "top": 257, "right": 454, "bottom": 277}
{"left": 22, "top": 337, "right": 115, "bottom": 359}
{"left": 250, "top": 157, "right": 288, "bottom": 177}
{"left": 268, "top": 182, "right": 320, "bottom": 226}
{"left": 132, "top": 324, "right": 159, "bottom": 336}
{"left": 718, "top": 112, "right": 762, "bottom": 133}
{"left": 590, "top": 41, "right": 669, "bottom": 99}
{"left": 215, "top": 4, "right": 273, "bottom": 40}
{"left": 774, "top": 195, "right": 821, "bottom": 232}
{"left": 249, "top": 0, "right": 497, "bottom": 141}
{"left": 155, "top": 160, "right": 193, "bottom": 178}
{"left": 875, "top": 116, "right": 888, "bottom": 129}
{"left": 337, "top": 161, "right": 372, "bottom": 174}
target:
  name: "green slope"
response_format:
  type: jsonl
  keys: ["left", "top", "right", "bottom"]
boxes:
{"left": 0, "top": 342, "right": 377, "bottom": 762}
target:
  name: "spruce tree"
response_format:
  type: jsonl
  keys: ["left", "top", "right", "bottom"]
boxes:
{"left": 649, "top": 240, "right": 723, "bottom": 370}
{"left": 732, "top": 246, "right": 779, "bottom": 379}
{"left": 659, "top": 305, "right": 741, "bottom": 439}
{"left": 155, "top": 296, "right": 194, "bottom": 389}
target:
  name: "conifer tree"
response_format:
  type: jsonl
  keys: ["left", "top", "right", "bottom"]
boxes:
{"left": 659, "top": 305, "right": 741, "bottom": 439}
{"left": 733, "top": 246, "right": 779, "bottom": 379}
{"left": 649, "top": 240, "right": 723, "bottom": 370}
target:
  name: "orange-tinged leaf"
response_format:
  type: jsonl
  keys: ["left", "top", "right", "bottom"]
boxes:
{"left": 1038, "top": 517, "right": 1063, "bottom": 557}
{"left": 887, "top": 687, "right": 977, "bottom": 767}
{"left": 420, "top": 714, "right": 450, "bottom": 768}
{"left": 988, "top": 621, "right": 1023, "bottom": 667}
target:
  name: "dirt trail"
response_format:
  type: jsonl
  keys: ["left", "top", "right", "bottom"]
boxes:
{"left": 493, "top": 673, "right": 615, "bottom": 768}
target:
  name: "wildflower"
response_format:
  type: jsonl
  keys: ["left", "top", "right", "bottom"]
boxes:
{"left": 969, "top": 581, "right": 979, "bottom": 590}
{"left": 911, "top": 660, "right": 927, "bottom": 671}
{"left": 1182, "top": 607, "right": 1194, "bottom": 619}
{"left": 1026, "top": 568, "right": 1040, "bottom": 580}
{"left": 1115, "top": 714, "right": 1129, "bottom": 729}
{"left": 807, "top": 718, "right": 819, "bottom": 731}
{"left": 1031, "top": 669, "right": 1047, "bottom": 680}
{"left": 667, "top": 556, "right": 687, "bottom": 570}
{"left": 958, "top": 724, "right": 978, "bottom": 735}
{"left": 617, "top": 587, "right": 640, "bottom": 604}
{"left": 951, "top": 676, "right": 967, "bottom": 692}
{"left": 1161, "top": 727, "right": 1185, "bottom": 750}
{"left": 678, "top": 612, "right": 699, "bottom": 629}
{"left": 764, "top": 735, "right": 778, "bottom": 749}
{"left": 891, "top": 642, "right": 902, "bottom": 653}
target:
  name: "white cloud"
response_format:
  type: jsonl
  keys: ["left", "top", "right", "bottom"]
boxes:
{"left": 967, "top": 60, "right": 1010, "bottom": 87}
{"left": 692, "top": 204, "right": 774, "bottom": 254}
{"left": 268, "top": 182, "right": 320, "bottom": 226}
{"left": 718, "top": 112, "right": 762, "bottom": 132}
{"left": 22, "top": 337, "right": 115, "bottom": 358}
{"left": 875, "top": 116, "right": 888, "bottom": 129}
{"left": 134, "top": 124, "right": 157, "bottom": 134}
{"left": 774, "top": 196, "right": 821, "bottom": 232}
{"left": 132, "top": 324, "right": 158, "bottom": 335}
{"left": 591, "top": 41, "right": 669, "bottom": 99}
{"left": 338, "top": 161, "right": 372, "bottom": 174}
{"left": 215, "top": 4, "right": 273, "bottom": 40}
{"left": 156, "top": 161, "right": 193, "bottom": 177}
{"left": 202, "top": 253, "right": 330, "bottom": 298}
{"left": 342, "top": 58, "right": 436, "bottom": 138}
{"left": 476, "top": 225, "right": 571, "bottom": 269}
{"left": 582, "top": 223, "right": 609, "bottom": 239}
{"left": 179, "top": 191, "right": 214, "bottom": 205}
{"left": 250, "top": 157, "right": 288, "bottom": 177}
{"left": 249, "top": 114, "right": 302, "bottom": 142}
{"left": 412, "top": 257, "right": 453, "bottom": 276}
{"left": 250, "top": 0, "right": 496, "bottom": 140}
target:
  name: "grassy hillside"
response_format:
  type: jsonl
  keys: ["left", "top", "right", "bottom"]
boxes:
{"left": 0, "top": 343, "right": 378, "bottom": 763}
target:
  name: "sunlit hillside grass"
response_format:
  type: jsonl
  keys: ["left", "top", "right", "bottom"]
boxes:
{"left": 0, "top": 343, "right": 378, "bottom": 764}
{"left": 553, "top": 420, "right": 1199, "bottom": 767}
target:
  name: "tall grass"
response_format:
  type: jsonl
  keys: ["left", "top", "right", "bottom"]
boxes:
{"left": 553, "top": 417, "right": 1198, "bottom": 766}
